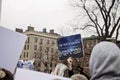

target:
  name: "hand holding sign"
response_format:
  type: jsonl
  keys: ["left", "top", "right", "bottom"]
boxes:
{"left": 67, "top": 57, "right": 73, "bottom": 70}
{"left": 67, "top": 57, "right": 73, "bottom": 65}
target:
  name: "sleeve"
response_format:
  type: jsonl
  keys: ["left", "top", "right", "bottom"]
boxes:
{"left": 68, "top": 69, "right": 74, "bottom": 77}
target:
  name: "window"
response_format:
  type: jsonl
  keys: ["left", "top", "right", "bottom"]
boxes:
{"left": 50, "top": 63, "right": 52, "bottom": 67}
{"left": 34, "top": 45, "right": 37, "bottom": 50}
{"left": 47, "top": 40, "right": 49, "bottom": 44}
{"left": 39, "top": 38, "right": 43, "bottom": 44}
{"left": 35, "top": 37, "right": 38, "bottom": 43}
{"left": 38, "top": 62, "right": 41, "bottom": 67}
{"left": 24, "top": 52, "right": 26, "bottom": 58}
{"left": 91, "top": 41, "right": 95, "bottom": 47}
{"left": 26, "top": 52, "right": 28, "bottom": 58}
{"left": 27, "top": 45, "right": 29, "bottom": 50}
{"left": 39, "top": 52, "right": 42, "bottom": 58}
{"left": 34, "top": 52, "right": 36, "bottom": 58}
{"left": 44, "top": 62, "right": 47, "bottom": 67}
{"left": 27, "top": 37, "right": 30, "bottom": 43}
{"left": 87, "top": 43, "right": 89, "bottom": 48}
{"left": 44, "top": 54, "right": 48, "bottom": 59}
{"left": 39, "top": 46, "right": 42, "bottom": 51}
{"left": 51, "top": 41, "right": 55, "bottom": 45}
{"left": 24, "top": 45, "right": 26, "bottom": 50}
{"left": 51, "top": 48, "right": 54, "bottom": 53}
{"left": 46, "top": 47, "right": 49, "bottom": 53}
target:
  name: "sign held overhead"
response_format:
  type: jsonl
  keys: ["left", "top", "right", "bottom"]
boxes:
{"left": 57, "top": 34, "right": 84, "bottom": 60}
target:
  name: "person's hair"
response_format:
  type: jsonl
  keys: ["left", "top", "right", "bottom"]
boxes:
{"left": 71, "top": 74, "right": 88, "bottom": 80}
{"left": 1, "top": 68, "right": 13, "bottom": 80}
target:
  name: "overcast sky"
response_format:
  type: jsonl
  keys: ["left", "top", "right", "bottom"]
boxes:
{"left": 0, "top": 0, "right": 79, "bottom": 35}
{"left": 0, "top": 0, "right": 120, "bottom": 39}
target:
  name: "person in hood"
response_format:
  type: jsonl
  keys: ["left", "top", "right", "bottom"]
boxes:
{"left": 89, "top": 41, "right": 120, "bottom": 80}
{"left": 71, "top": 74, "right": 88, "bottom": 80}
{"left": 17, "top": 60, "right": 23, "bottom": 68}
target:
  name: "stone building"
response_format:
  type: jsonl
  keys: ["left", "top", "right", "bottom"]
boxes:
{"left": 16, "top": 26, "right": 61, "bottom": 73}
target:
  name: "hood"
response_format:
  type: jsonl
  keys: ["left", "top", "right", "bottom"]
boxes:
{"left": 89, "top": 41, "right": 120, "bottom": 80}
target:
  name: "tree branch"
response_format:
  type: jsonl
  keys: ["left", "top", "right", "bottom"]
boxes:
{"left": 95, "top": 0, "right": 106, "bottom": 22}
{"left": 81, "top": 25, "right": 95, "bottom": 30}
{"left": 111, "top": 0, "right": 119, "bottom": 26}
{"left": 73, "top": 24, "right": 95, "bottom": 31}
{"left": 109, "top": 16, "right": 120, "bottom": 37}
{"left": 108, "top": 0, "right": 115, "bottom": 14}
{"left": 107, "top": 0, "right": 115, "bottom": 29}
{"left": 83, "top": 3, "right": 101, "bottom": 36}
{"left": 115, "top": 24, "right": 120, "bottom": 40}
{"left": 95, "top": 0, "right": 109, "bottom": 37}
{"left": 92, "top": 11, "right": 102, "bottom": 30}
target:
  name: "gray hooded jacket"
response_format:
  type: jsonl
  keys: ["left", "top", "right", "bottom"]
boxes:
{"left": 89, "top": 41, "right": 120, "bottom": 80}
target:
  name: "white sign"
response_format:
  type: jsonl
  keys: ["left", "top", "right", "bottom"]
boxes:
{"left": 0, "top": 0, "right": 2, "bottom": 22}
{"left": 15, "top": 68, "right": 72, "bottom": 80}
{"left": 53, "top": 63, "right": 68, "bottom": 76}
{"left": 0, "top": 26, "right": 27, "bottom": 73}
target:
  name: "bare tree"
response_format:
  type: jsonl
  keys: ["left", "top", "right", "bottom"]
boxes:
{"left": 34, "top": 50, "right": 58, "bottom": 73}
{"left": 58, "top": 25, "right": 74, "bottom": 36}
{"left": 70, "top": 0, "right": 120, "bottom": 41}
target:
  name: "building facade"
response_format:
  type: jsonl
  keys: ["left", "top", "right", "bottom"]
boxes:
{"left": 16, "top": 26, "right": 61, "bottom": 73}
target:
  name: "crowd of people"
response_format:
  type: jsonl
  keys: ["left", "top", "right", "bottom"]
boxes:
{"left": 17, "top": 60, "right": 34, "bottom": 70}
{"left": 0, "top": 41, "right": 120, "bottom": 80}
{"left": 52, "top": 41, "right": 120, "bottom": 80}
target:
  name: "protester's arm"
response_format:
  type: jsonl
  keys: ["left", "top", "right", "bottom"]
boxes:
{"left": 68, "top": 69, "right": 74, "bottom": 77}
{"left": 67, "top": 57, "right": 74, "bottom": 77}
{"left": 77, "top": 65, "right": 90, "bottom": 79}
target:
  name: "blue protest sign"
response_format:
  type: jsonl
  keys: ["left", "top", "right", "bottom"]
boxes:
{"left": 57, "top": 34, "right": 84, "bottom": 60}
